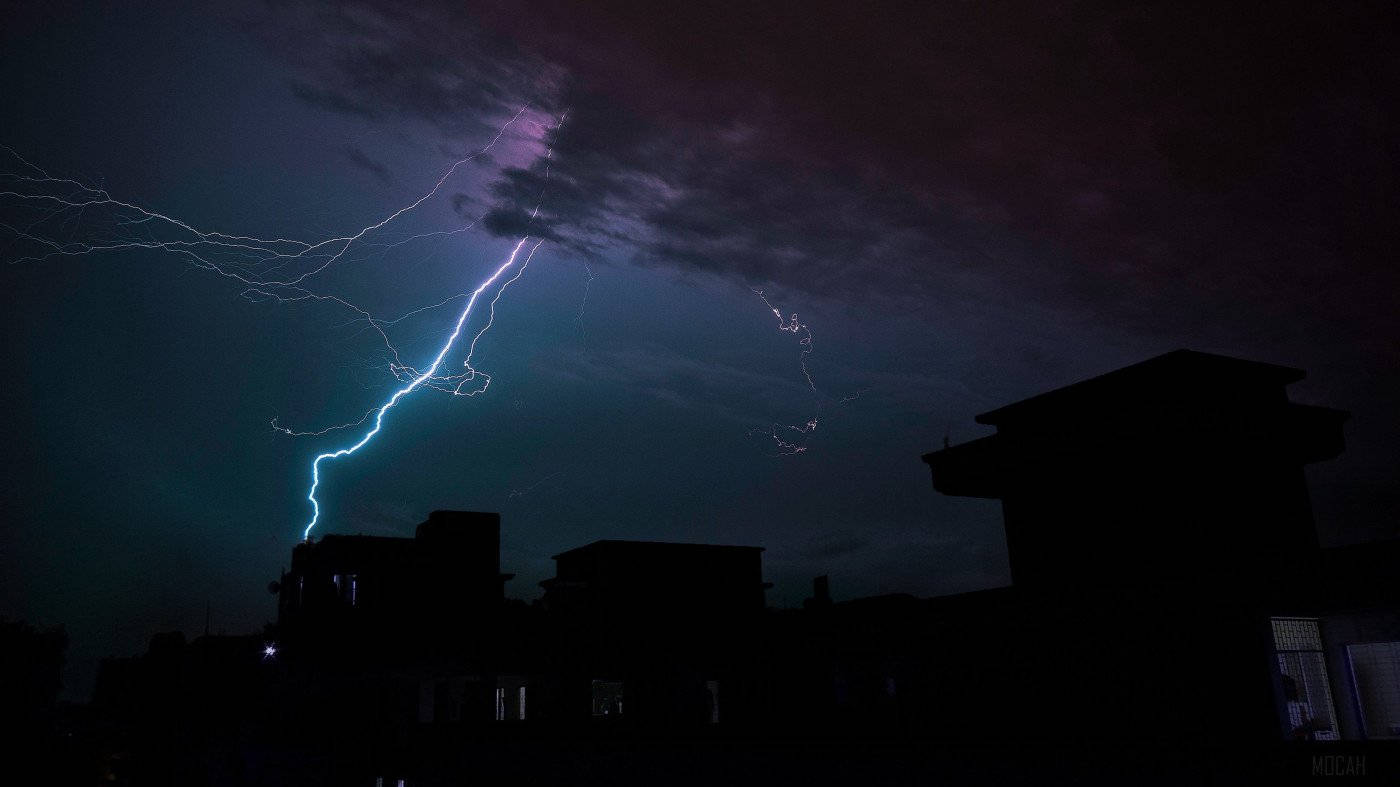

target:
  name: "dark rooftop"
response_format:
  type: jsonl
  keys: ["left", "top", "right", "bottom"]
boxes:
{"left": 974, "top": 349, "right": 1307, "bottom": 426}
{"left": 551, "top": 539, "right": 765, "bottom": 560}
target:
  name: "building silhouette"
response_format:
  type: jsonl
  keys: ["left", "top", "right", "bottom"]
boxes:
{"left": 924, "top": 349, "right": 1346, "bottom": 587}
{"left": 81, "top": 350, "right": 1400, "bottom": 783}
{"left": 920, "top": 349, "right": 1399, "bottom": 743}
{"left": 276, "top": 510, "right": 512, "bottom": 662}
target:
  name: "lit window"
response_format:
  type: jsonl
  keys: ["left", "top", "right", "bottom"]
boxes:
{"left": 1272, "top": 617, "right": 1339, "bottom": 741}
{"left": 495, "top": 679, "right": 528, "bottom": 720}
{"left": 592, "top": 680, "right": 624, "bottom": 718}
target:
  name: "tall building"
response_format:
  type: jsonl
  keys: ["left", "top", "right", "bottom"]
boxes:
{"left": 923, "top": 349, "right": 1347, "bottom": 588}
{"left": 922, "top": 349, "right": 1399, "bottom": 742}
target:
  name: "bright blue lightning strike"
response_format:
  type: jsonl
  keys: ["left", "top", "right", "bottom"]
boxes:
{"left": 303, "top": 237, "right": 542, "bottom": 540}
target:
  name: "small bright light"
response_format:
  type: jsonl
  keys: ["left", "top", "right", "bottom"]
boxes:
{"left": 263, "top": 643, "right": 278, "bottom": 659}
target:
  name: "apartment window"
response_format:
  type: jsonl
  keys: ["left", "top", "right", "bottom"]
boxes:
{"left": 1272, "top": 617, "right": 1339, "bottom": 740}
{"left": 705, "top": 680, "right": 720, "bottom": 724}
{"left": 592, "top": 680, "right": 624, "bottom": 718}
{"left": 495, "top": 677, "right": 528, "bottom": 720}
{"left": 331, "top": 573, "right": 360, "bottom": 605}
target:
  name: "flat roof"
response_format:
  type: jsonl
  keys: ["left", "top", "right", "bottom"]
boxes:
{"left": 974, "top": 349, "right": 1306, "bottom": 426}
{"left": 552, "top": 539, "right": 765, "bottom": 561}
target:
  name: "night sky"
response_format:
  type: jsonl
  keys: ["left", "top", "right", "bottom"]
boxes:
{"left": 3, "top": 1, "right": 1397, "bottom": 699}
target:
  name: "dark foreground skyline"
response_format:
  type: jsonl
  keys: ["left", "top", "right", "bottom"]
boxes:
{"left": 33, "top": 349, "right": 1400, "bottom": 783}
{"left": 3, "top": 0, "right": 1398, "bottom": 704}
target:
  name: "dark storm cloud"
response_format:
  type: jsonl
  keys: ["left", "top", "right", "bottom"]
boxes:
{"left": 257, "top": 0, "right": 975, "bottom": 298}
{"left": 244, "top": 0, "right": 564, "bottom": 133}
{"left": 265, "top": 1, "right": 1396, "bottom": 336}
{"left": 290, "top": 81, "right": 379, "bottom": 118}
{"left": 450, "top": 193, "right": 478, "bottom": 215}
{"left": 473, "top": 95, "right": 986, "bottom": 305}
{"left": 479, "top": 205, "right": 563, "bottom": 242}
{"left": 341, "top": 144, "right": 393, "bottom": 184}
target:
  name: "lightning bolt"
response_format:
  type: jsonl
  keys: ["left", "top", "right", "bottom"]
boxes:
{"left": 3, "top": 108, "right": 566, "bottom": 541}
{"left": 303, "top": 237, "right": 542, "bottom": 540}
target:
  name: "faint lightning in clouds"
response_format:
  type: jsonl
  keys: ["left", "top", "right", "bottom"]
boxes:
{"left": 506, "top": 470, "right": 562, "bottom": 500}
{"left": 576, "top": 260, "right": 595, "bottom": 342}
{"left": 750, "top": 288, "right": 864, "bottom": 456}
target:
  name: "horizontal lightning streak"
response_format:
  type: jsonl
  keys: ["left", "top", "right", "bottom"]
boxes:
{"left": 3, "top": 110, "right": 545, "bottom": 437}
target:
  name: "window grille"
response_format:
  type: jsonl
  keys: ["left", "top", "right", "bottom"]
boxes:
{"left": 1271, "top": 617, "right": 1339, "bottom": 741}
